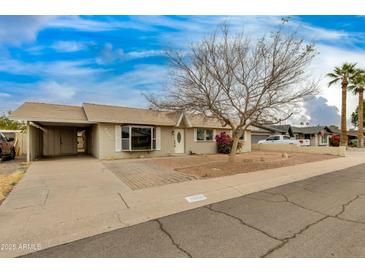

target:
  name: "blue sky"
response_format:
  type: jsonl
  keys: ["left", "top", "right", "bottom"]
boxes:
{"left": 1, "top": 15, "right": 365, "bottom": 126}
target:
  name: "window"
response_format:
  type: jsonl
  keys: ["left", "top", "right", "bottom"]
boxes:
{"left": 283, "top": 136, "right": 290, "bottom": 140}
{"left": 121, "top": 126, "right": 130, "bottom": 150}
{"left": 205, "top": 129, "right": 214, "bottom": 141}
{"left": 196, "top": 128, "right": 215, "bottom": 141}
{"left": 320, "top": 135, "right": 328, "bottom": 144}
{"left": 121, "top": 126, "right": 156, "bottom": 151}
{"left": 197, "top": 128, "right": 205, "bottom": 141}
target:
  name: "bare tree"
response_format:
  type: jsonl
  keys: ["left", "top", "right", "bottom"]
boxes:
{"left": 146, "top": 23, "right": 319, "bottom": 162}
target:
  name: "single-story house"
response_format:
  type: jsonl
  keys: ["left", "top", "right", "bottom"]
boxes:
{"left": 10, "top": 102, "right": 253, "bottom": 161}
{"left": 330, "top": 127, "right": 365, "bottom": 146}
{"left": 253, "top": 124, "right": 335, "bottom": 146}
{"left": 265, "top": 124, "right": 294, "bottom": 137}
{"left": 250, "top": 124, "right": 294, "bottom": 144}
{"left": 291, "top": 126, "right": 334, "bottom": 146}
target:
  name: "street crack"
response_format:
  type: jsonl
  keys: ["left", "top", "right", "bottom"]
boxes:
{"left": 260, "top": 215, "right": 329, "bottom": 257}
{"left": 205, "top": 205, "right": 283, "bottom": 242}
{"left": 206, "top": 193, "right": 363, "bottom": 258}
{"left": 334, "top": 195, "right": 360, "bottom": 217}
{"left": 155, "top": 219, "right": 192, "bottom": 258}
{"left": 262, "top": 191, "right": 327, "bottom": 216}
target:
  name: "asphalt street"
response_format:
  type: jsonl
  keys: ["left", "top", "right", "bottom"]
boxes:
{"left": 23, "top": 163, "right": 365, "bottom": 258}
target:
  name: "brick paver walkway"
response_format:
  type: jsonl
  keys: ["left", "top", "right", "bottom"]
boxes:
{"left": 103, "top": 160, "right": 197, "bottom": 190}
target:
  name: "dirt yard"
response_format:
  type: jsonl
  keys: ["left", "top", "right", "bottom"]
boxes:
{"left": 0, "top": 156, "right": 29, "bottom": 203}
{"left": 149, "top": 151, "right": 337, "bottom": 179}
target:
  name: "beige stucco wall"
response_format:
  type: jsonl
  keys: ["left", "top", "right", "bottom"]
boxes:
{"left": 185, "top": 128, "right": 251, "bottom": 154}
{"left": 97, "top": 124, "right": 252, "bottom": 159}
{"left": 98, "top": 123, "right": 175, "bottom": 159}
{"left": 252, "top": 143, "right": 346, "bottom": 156}
{"left": 185, "top": 128, "right": 219, "bottom": 154}
{"left": 89, "top": 124, "right": 100, "bottom": 158}
{"left": 28, "top": 125, "right": 42, "bottom": 161}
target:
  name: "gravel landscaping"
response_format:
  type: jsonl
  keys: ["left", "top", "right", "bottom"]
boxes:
{"left": 148, "top": 151, "right": 337, "bottom": 179}
{"left": 0, "top": 156, "right": 29, "bottom": 203}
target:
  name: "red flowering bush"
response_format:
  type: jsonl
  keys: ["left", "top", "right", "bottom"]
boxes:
{"left": 215, "top": 132, "right": 243, "bottom": 154}
{"left": 329, "top": 135, "right": 340, "bottom": 147}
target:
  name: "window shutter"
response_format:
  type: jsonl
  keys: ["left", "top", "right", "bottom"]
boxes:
{"left": 194, "top": 128, "right": 197, "bottom": 142}
{"left": 115, "top": 125, "right": 121, "bottom": 152}
{"left": 155, "top": 127, "right": 161, "bottom": 150}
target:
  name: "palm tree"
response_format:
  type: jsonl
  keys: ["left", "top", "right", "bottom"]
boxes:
{"left": 327, "top": 63, "right": 357, "bottom": 146}
{"left": 349, "top": 69, "right": 365, "bottom": 147}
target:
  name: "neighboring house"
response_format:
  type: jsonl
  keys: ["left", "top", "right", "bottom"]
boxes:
{"left": 254, "top": 124, "right": 335, "bottom": 146}
{"left": 329, "top": 126, "right": 364, "bottom": 146}
{"left": 250, "top": 124, "right": 286, "bottom": 144}
{"left": 292, "top": 126, "right": 334, "bottom": 146}
{"left": 342, "top": 129, "right": 365, "bottom": 146}
{"left": 250, "top": 124, "right": 295, "bottom": 144}
{"left": 264, "top": 124, "right": 294, "bottom": 137}
{"left": 10, "top": 102, "right": 253, "bottom": 161}
{"left": 249, "top": 124, "right": 276, "bottom": 144}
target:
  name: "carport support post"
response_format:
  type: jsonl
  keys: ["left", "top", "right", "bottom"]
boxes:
{"left": 26, "top": 121, "right": 30, "bottom": 162}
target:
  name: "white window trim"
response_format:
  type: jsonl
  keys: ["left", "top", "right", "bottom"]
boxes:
{"left": 115, "top": 125, "right": 122, "bottom": 152}
{"left": 319, "top": 134, "right": 329, "bottom": 146}
{"left": 121, "top": 125, "right": 157, "bottom": 152}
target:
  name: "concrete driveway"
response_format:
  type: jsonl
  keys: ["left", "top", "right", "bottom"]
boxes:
{"left": 0, "top": 156, "right": 130, "bottom": 257}
{"left": 24, "top": 162, "right": 365, "bottom": 258}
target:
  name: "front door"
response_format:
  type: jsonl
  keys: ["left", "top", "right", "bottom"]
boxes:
{"left": 174, "top": 129, "right": 185, "bottom": 153}
{"left": 60, "top": 128, "right": 76, "bottom": 155}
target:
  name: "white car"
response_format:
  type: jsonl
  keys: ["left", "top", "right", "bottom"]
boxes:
{"left": 258, "top": 135, "right": 310, "bottom": 146}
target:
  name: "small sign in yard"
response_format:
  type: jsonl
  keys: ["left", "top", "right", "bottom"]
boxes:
{"left": 185, "top": 194, "right": 207, "bottom": 203}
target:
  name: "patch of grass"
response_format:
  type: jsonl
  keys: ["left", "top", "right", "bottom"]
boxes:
{"left": 0, "top": 164, "right": 28, "bottom": 202}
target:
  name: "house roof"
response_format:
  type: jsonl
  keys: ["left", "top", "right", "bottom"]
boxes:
{"left": 185, "top": 113, "right": 228, "bottom": 129}
{"left": 82, "top": 103, "right": 180, "bottom": 126}
{"left": 250, "top": 123, "right": 277, "bottom": 133}
{"left": 292, "top": 126, "right": 333, "bottom": 135}
{"left": 267, "top": 124, "right": 292, "bottom": 133}
{"left": 10, "top": 102, "right": 231, "bottom": 129}
{"left": 262, "top": 124, "right": 294, "bottom": 137}
{"left": 9, "top": 102, "right": 89, "bottom": 123}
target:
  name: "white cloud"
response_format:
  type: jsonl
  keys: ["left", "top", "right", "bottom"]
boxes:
{"left": 51, "top": 41, "right": 88, "bottom": 52}
{"left": 96, "top": 43, "right": 124, "bottom": 64}
{"left": 130, "top": 16, "right": 351, "bottom": 48}
{"left": 0, "top": 92, "right": 10, "bottom": 98}
{"left": 95, "top": 45, "right": 164, "bottom": 64}
{"left": 0, "top": 64, "right": 169, "bottom": 111}
{"left": 309, "top": 43, "right": 365, "bottom": 124}
{"left": 38, "top": 81, "right": 77, "bottom": 101}
{"left": 48, "top": 16, "right": 153, "bottom": 32}
{"left": 302, "top": 96, "right": 341, "bottom": 126}
{"left": 126, "top": 50, "right": 164, "bottom": 59}
{"left": 0, "top": 58, "right": 106, "bottom": 78}
{"left": 0, "top": 16, "right": 53, "bottom": 45}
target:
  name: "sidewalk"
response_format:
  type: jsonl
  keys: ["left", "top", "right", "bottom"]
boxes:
{"left": 118, "top": 150, "right": 365, "bottom": 225}
{"left": 1, "top": 151, "right": 365, "bottom": 257}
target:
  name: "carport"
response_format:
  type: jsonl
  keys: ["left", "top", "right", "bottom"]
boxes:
{"left": 10, "top": 102, "right": 97, "bottom": 161}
